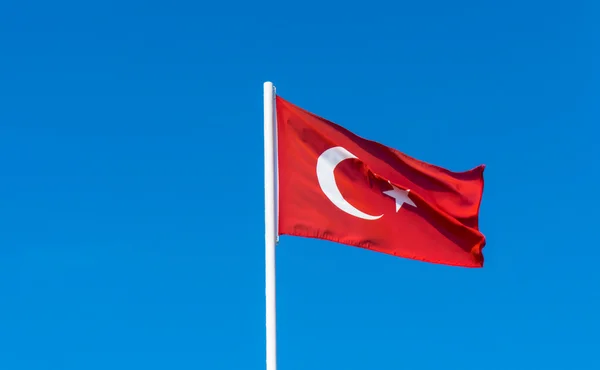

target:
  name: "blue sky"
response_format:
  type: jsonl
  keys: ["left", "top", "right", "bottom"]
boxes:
{"left": 0, "top": 0, "right": 598, "bottom": 369}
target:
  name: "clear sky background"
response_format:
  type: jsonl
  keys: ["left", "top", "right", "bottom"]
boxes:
{"left": 0, "top": 1, "right": 598, "bottom": 369}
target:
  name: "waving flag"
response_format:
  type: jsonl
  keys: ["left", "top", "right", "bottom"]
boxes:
{"left": 275, "top": 96, "right": 486, "bottom": 268}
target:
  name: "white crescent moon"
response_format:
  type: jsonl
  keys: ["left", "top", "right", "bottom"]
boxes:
{"left": 316, "top": 146, "right": 383, "bottom": 220}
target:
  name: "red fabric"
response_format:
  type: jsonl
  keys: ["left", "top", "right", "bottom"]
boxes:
{"left": 276, "top": 96, "right": 486, "bottom": 268}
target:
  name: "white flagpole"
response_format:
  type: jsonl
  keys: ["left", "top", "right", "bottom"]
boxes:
{"left": 263, "top": 81, "right": 278, "bottom": 370}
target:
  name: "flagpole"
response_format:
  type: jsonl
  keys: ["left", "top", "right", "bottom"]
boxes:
{"left": 263, "top": 81, "right": 278, "bottom": 370}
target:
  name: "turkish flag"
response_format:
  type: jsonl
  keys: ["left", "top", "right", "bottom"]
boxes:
{"left": 276, "top": 96, "right": 486, "bottom": 268}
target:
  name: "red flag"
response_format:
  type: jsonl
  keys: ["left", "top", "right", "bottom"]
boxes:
{"left": 276, "top": 96, "right": 486, "bottom": 268}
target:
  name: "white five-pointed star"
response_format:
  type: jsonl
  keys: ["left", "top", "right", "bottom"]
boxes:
{"left": 383, "top": 182, "right": 417, "bottom": 212}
